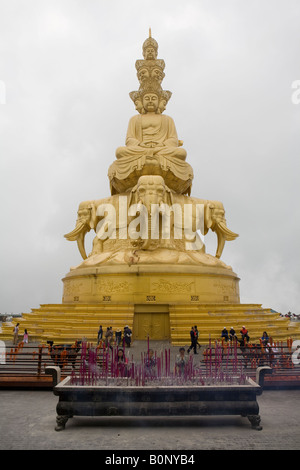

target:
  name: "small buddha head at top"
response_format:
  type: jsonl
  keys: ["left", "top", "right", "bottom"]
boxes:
{"left": 144, "top": 46, "right": 157, "bottom": 60}
{"left": 142, "top": 30, "right": 158, "bottom": 60}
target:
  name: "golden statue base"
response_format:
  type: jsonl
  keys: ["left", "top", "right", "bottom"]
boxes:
{"left": 62, "top": 262, "right": 240, "bottom": 305}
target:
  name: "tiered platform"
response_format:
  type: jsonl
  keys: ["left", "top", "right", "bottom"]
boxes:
{"left": 1, "top": 302, "right": 299, "bottom": 345}
{"left": 169, "top": 303, "right": 300, "bottom": 345}
{"left": 0, "top": 304, "right": 134, "bottom": 344}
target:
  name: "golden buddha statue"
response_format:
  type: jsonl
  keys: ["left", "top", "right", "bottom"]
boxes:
{"left": 108, "top": 32, "right": 194, "bottom": 196}
{"left": 65, "top": 31, "right": 238, "bottom": 269}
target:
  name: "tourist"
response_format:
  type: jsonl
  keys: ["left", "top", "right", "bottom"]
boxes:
{"left": 115, "top": 328, "right": 122, "bottom": 346}
{"left": 260, "top": 331, "right": 269, "bottom": 347}
{"left": 240, "top": 326, "right": 250, "bottom": 343}
{"left": 104, "top": 327, "right": 110, "bottom": 347}
{"left": 221, "top": 327, "right": 229, "bottom": 342}
{"left": 229, "top": 327, "right": 237, "bottom": 341}
{"left": 23, "top": 329, "right": 29, "bottom": 344}
{"left": 145, "top": 349, "right": 157, "bottom": 377}
{"left": 109, "top": 327, "right": 114, "bottom": 349}
{"left": 97, "top": 325, "right": 103, "bottom": 345}
{"left": 13, "top": 323, "right": 19, "bottom": 345}
{"left": 117, "top": 348, "right": 127, "bottom": 363}
{"left": 147, "top": 349, "right": 156, "bottom": 366}
{"left": 187, "top": 326, "right": 197, "bottom": 354}
{"left": 176, "top": 347, "right": 188, "bottom": 376}
{"left": 194, "top": 325, "right": 201, "bottom": 349}
{"left": 105, "top": 327, "right": 113, "bottom": 350}
{"left": 116, "top": 348, "right": 128, "bottom": 376}
{"left": 265, "top": 341, "right": 278, "bottom": 365}
{"left": 124, "top": 325, "right": 132, "bottom": 347}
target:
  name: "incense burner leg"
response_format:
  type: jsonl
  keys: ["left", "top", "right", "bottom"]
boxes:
{"left": 55, "top": 414, "right": 72, "bottom": 431}
{"left": 247, "top": 414, "right": 262, "bottom": 430}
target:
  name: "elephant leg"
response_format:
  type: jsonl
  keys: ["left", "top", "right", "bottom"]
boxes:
{"left": 91, "top": 236, "right": 103, "bottom": 255}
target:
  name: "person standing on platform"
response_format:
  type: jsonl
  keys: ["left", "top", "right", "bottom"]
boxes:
{"left": 194, "top": 325, "right": 201, "bottom": 349}
{"left": 124, "top": 325, "right": 132, "bottom": 347}
{"left": 97, "top": 325, "right": 103, "bottom": 345}
{"left": 13, "top": 323, "right": 19, "bottom": 345}
{"left": 23, "top": 329, "right": 29, "bottom": 344}
{"left": 108, "top": 327, "right": 114, "bottom": 349}
{"left": 187, "top": 326, "right": 197, "bottom": 354}
{"left": 105, "top": 327, "right": 113, "bottom": 350}
{"left": 115, "top": 328, "right": 122, "bottom": 346}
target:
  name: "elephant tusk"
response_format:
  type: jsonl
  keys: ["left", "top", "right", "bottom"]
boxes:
{"left": 216, "top": 221, "right": 238, "bottom": 241}
{"left": 64, "top": 222, "right": 87, "bottom": 241}
{"left": 214, "top": 222, "right": 239, "bottom": 259}
{"left": 64, "top": 221, "right": 90, "bottom": 259}
{"left": 77, "top": 231, "right": 88, "bottom": 260}
{"left": 215, "top": 231, "right": 226, "bottom": 259}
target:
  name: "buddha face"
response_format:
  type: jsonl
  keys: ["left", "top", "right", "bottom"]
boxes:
{"left": 144, "top": 46, "right": 157, "bottom": 60}
{"left": 134, "top": 99, "right": 143, "bottom": 114}
{"left": 151, "top": 68, "right": 164, "bottom": 84}
{"left": 159, "top": 99, "right": 167, "bottom": 113}
{"left": 142, "top": 93, "right": 159, "bottom": 113}
{"left": 137, "top": 68, "right": 150, "bottom": 82}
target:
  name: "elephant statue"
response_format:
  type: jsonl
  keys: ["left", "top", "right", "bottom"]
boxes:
{"left": 64, "top": 193, "right": 132, "bottom": 259}
{"left": 170, "top": 193, "right": 239, "bottom": 258}
{"left": 64, "top": 176, "right": 238, "bottom": 260}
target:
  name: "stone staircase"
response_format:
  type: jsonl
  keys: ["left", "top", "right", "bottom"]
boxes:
{"left": 0, "top": 304, "right": 135, "bottom": 344}
{"left": 1, "top": 302, "right": 299, "bottom": 346}
{"left": 169, "top": 303, "right": 300, "bottom": 345}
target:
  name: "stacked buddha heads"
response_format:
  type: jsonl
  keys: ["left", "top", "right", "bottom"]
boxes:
{"left": 129, "top": 30, "right": 172, "bottom": 114}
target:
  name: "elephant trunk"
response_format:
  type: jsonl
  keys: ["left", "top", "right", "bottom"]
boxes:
{"left": 140, "top": 199, "right": 163, "bottom": 250}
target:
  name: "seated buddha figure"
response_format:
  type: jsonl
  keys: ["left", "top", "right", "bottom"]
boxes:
{"left": 116, "top": 91, "right": 187, "bottom": 160}
{"left": 108, "top": 88, "right": 194, "bottom": 195}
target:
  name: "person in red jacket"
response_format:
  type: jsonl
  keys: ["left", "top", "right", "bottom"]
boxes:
{"left": 240, "top": 326, "right": 250, "bottom": 342}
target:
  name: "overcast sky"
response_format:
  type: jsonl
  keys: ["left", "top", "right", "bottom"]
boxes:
{"left": 0, "top": 0, "right": 299, "bottom": 315}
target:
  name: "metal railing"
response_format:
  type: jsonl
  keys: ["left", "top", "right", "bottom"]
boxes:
{"left": 0, "top": 338, "right": 299, "bottom": 388}
{"left": 201, "top": 338, "right": 300, "bottom": 387}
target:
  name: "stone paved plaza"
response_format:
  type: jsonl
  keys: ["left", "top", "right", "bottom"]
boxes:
{"left": 0, "top": 389, "right": 299, "bottom": 450}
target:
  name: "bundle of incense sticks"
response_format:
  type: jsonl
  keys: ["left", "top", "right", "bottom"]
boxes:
{"left": 70, "top": 341, "right": 247, "bottom": 387}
